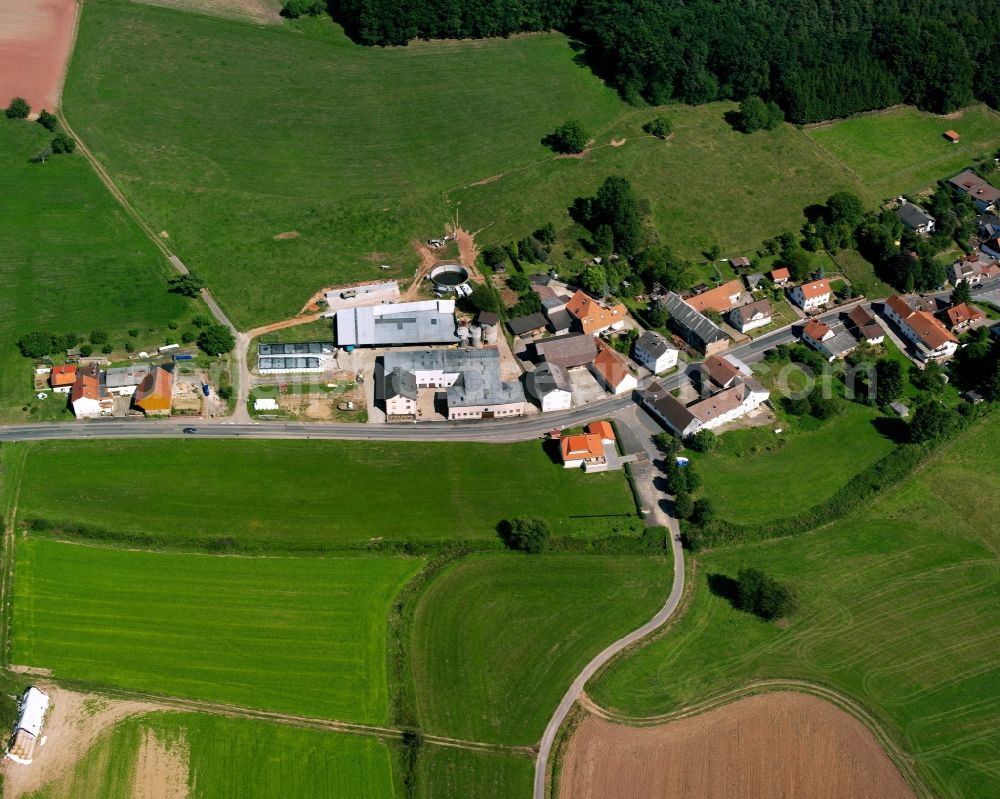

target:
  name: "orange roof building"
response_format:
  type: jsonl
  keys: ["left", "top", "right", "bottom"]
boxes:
{"left": 565, "top": 291, "right": 628, "bottom": 335}
{"left": 586, "top": 420, "right": 615, "bottom": 443}
{"left": 49, "top": 364, "right": 77, "bottom": 390}
{"left": 770, "top": 267, "right": 791, "bottom": 285}
{"left": 589, "top": 340, "right": 638, "bottom": 395}
{"left": 686, "top": 280, "right": 744, "bottom": 313}
{"left": 944, "top": 130, "right": 960, "bottom": 143}
{"left": 134, "top": 366, "right": 174, "bottom": 415}
{"left": 560, "top": 433, "right": 606, "bottom": 469}
{"left": 944, "top": 302, "right": 985, "bottom": 330}
{"left": 883, "top": 295, "right": 958, "bottom": 361}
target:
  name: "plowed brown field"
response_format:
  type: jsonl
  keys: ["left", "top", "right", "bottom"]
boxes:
{"left": 0, "top": 0, "right": 77, "bottom": 114}
{"left": 560, "top": 692, "right": 916, "bottom": 799}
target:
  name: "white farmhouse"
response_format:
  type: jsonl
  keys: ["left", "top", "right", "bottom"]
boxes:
{"left": 525, "top": 362, "right": 573, "bottom": 412}
{"left": 789, "top": 278, "right": 832, "bottom": 311}
{"left": 728, "top": 298, "right": 772, "bottom": 333}
{"left": 641, "top": 378, "right": 770, "bottom": 438}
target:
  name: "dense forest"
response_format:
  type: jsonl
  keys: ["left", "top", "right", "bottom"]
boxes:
{"left": 330, "top": 0, "right": 1000, "bottom": 122}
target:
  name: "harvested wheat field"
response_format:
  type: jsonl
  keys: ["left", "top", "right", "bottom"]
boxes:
{"left": 560, "top": 692, "right": 916, "bottom": 799}
{"left": 128, "top": 0, "right": 281, "bottom": 24}
{"left": 0, "top": 0, "right": 77, "bottom": 113}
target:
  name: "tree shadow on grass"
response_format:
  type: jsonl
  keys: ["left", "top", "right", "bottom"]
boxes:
{"left": 707, "top": 573, "right": 740, "bottom": 608}
{"left": 871, "top": 415, "right": 910, "bottom": 444}
{"left": 541, "top": 437, "right": 564, "bottom": 465}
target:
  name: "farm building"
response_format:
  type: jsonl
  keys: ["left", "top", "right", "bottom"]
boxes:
{"left": 565, "top": 291, "right": 628, "bottom": 335}
{"left": 105, "top": 364, "right": 152, "bottom": 396}
{"left": 507, "top": 312, "right": 548, "bottom": 339}
{"left": 534, "top": 333, "right": 599, "bottom": 369}
{"left": 323, "top": 280, "right": 399, "bottom": 312}
{"left": 49, "top": 364, "right": 77, "bottom": 394}
{"left": 336, "top": 300, "right": 458, "bottom": 347}
{"left": 6, "top": 687, "right": 49, "bottom": 765}
{"left": 685, "top": 280, "right": 744, "bottom": 314}
{"left": 379, "top": 348, "right": 525, "bottom": 421}
{"left": 525, "top": 362, "right": 572, "bottom": 412}
{"left": 590, "top": 341, "right": 639, "bottom": 395}
{"left": 847, "top": 306, "right": 885, "bottom": 345}
{"left": 377, "top": 366, "right": 419, "bottom": 421}
{"left": 641, "top": 377, "right": 770, "bottom": 438}
{"left": 134, "top": 365, "right": 175, "bottom": 415}
{"left": 944, "top": 130, "right": 960, "bottom": 143}
{"left": 70, "top": 363, "right": 113, "bottom": 418}
{"left": 662, "top": 292, "right": 729, "bottom": 355}
{"left": 632, "top": 331, "right": 678, "bottom": 374}
{"left": 258, "top": 357, "right": 323, "bottom": 374}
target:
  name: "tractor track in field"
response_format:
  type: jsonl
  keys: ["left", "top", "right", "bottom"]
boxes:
{"left": 9, "top": 675, "right": 535, "bottom": 756}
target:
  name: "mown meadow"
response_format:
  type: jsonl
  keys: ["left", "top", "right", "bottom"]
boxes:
{"left": 15, "top": 438, "right": 638, "bottom": 547}
{"left": 590, "top": 413, "right": 1000, "bottom": 799}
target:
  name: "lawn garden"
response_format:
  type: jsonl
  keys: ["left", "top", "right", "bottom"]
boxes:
{"left": 12, "top": 538, "right": 420, "bottom": 722}
{"left": 15, "top": 439, "right": 638, "bottom": 548}
{"left": 590, "top": 413, "right": 1000, "bottom": 799}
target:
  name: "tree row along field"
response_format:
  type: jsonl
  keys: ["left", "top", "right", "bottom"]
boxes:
{"left": 22, "top": 711, "right": 396, "bottom": 799}
{"left": 14, "top": 439, "right": 637, "bottom": 547}
{"left": 0, "top": 113, "right": 194, "bottom": 424}
{"left": 589, "top": 413, "right": 1000, "bottom": 798}
{"left": 62, "top": 0, "right": 1000, "bottom": 328}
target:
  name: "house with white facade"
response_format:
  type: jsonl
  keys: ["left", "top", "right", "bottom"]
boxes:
{"left": 525, "top": 362, "right": 573, "bottom": 412}
{"left": 632, "top": 330, "right": 678, "bottom": 374}
{"left": 728, "top": 298, "right": 772, "bottom": 333}
{"left": 949, "top": 253, "right": 1000, "bottom": 286}
{"left": 70, "top": 364, "right": 114, "bottom": 418}
{"left": 641, "top": 377, "right": 770, "bottom": 438}
{"left": 789, "top": 278, "right": 832, "bottom": 311}
{"left": 105, "top": 364, "right": 152, "bottom": 397}
{"left": 883, "top": 295, "right": 959, "bottom": 362}
{"left": 801, "top": 319, "right": 857, "bottom": 362}
{"left": 590, "top": 340, "right": 639, "bottom": 395}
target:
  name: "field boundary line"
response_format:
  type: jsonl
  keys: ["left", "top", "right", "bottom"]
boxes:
{"left": 578, "top": 679, "right": 934, "bottom": 799}
{"left": 0, "top": 445, "right": 30, "bottom": 666}
{"left": 23, "top": 680, "right": 534, "bottom": 756}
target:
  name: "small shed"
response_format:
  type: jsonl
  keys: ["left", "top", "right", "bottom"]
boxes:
{"left": 6, "top": 687, "right": 49, "bottom": 765}
{"left": 890, "top": 401, "right": 910, "bottom": 418}
{"left": 944, "top": 130, "right": 960, "bottom": 143}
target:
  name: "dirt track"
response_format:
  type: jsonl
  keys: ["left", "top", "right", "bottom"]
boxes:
{"left": 0, "top": 0, "right": 77, "bottom": 114}
{"left": 559, "top": 692, "right": 916, "bottom": 799}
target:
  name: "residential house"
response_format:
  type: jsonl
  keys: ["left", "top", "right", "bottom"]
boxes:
{"left": 701, "top": 354, "right": 742, "bottom": 390}
{"left": 380, "top": 348, "right": 525, "bottom": 421}
{"left": 70, "top": 364, "right": 113, "bottom": 418}
{"left": 378, "top": 366, "right": 418, "bottom": 421}
{"left": 133, "top": 365, "right": 174, "bottom": 416}
{"left": 633, "top": 330, "right": 678, "bottom": 374}
{"left": 728, "top": 298, "right": 772, "bottom": 333}
{"left": 587, "top": 420, "right": 615, "bottom": 445}
{"left": 789, "top": 278, "right": 832, "bottom": 311}
{"left": 801, "top": 319, "right": 857, "bottom": 362}
{"left": 943, "top": 302, "right": 985, "bottom": 332}
{"left": 590, "top": 340, "right": 639, "bottom": 395}
{"left": 641, "top": 377, "right": 770, "bottom": 438}
{"left": 847, "top": 305, "right": 885, "bottom": 345}
{"left": 525, "top": 362, "right": 572, "bottom": 412}
{"left": 982, "top": 236, "right": 1000, "bottom": 261}
{"left": 105, "top": 364, "right": 151, "bottom": 397}
{"left": 662, "top": 292, "right": 730, "bottom": 355}
{"left": 949, "top": 169, "right": 1000, "bottom": 212}
{"left": 565, "top": 290, "right": 628, "bottom": 335}
{"left": 770, "top": 267, "right": 791, "bottom": 286}
{"left": 559, "top": 433, "right": 606, "bottom": 471}
{"left": 507, "top": 312, "right": 548, "bottom": 339}
{"left": 895, "top": 200, "right": 936, "bottom": 234}
{"left": 49, "top": 364, "right": 77, "bottom": 394}
{"left": 949, "top": 252, "right": 1000, "bottom": 286}
{"left": 534, "top": 333, "right": 598, "bottom": 368}
{"left": 686, "top": 280, "right": 744, "bottom": 314}
{"left": 883, "top": 295, "right": 959, "bottom": 361}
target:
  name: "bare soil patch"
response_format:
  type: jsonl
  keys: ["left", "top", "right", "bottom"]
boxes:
{"left": 272, "top": 230, "right": 300, "bottom": 241}
{"left": 559, "top": 692, "right": 916, "bottom": 799}
{"left": 132, "top": 728, "right": 188, "bottom": 799}
{"left": 610, "top": 138, "right": 626, "bottom": 147}
{"left": 127, "top": 0, "right": 281, "bottom": 24}
{"left": 0, "top": 0, "right": 77, "bottom": 113}
{"left": 3, "top": 685, "right": 158, "bottom": 799}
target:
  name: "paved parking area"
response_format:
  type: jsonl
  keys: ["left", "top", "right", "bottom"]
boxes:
{"left": 568, "top": 367, "right": 607, "bottom": 405}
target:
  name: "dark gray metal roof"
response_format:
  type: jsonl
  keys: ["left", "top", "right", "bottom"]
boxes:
{"left": 663, "top": 293, "right": 728, "bottom": 345}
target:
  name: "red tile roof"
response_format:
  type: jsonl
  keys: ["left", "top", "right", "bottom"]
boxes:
{"left": 565, "top": 291, "right": 627, "bottom": 334}
{"left": 591, "top": 340, "right": 636, "bottom": 388}
{"left": 944, "top": 302, "right": 984, "bottom": 329}
{"left": 803, "top": 319, "right": 832, "bottom": 341}
{"left": 770, "top": 267, "right": 791, "bottom": 282}
{"left": 702, "top": 354, "right": 740, "bottom": 387}
{"left": 560, "top": 433, "right": 605, "bottom": 462}
{"left": 586, "top": 420, "right": 615, "bottom": 441}
{"left": 50, "top": 364, "right": 77, "bottom": 387}
{"left": 797, "top": 279, "right": 831, "bottom": 300}
{"left": 686, "top": 280, "right": 743, "bottom": 313}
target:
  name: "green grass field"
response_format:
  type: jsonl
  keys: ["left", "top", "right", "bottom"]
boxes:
{"left": 16, "top": 439, "right": 637, "bottom": 547}
{"left": 416, "top": 747, "right": 533, "bottom": 799}
{"left": 62, "top": 2, "right": 1000, "bottom": 329}
{"left": 25, "top": 712, "right": 394, "bottom": 799}
{"left": 0, "top": 118, "right": 192, "bottom": 423}
{"left": 411, "top": 553, "right": 671, "bottom": 745}
{"left": 691, "top": 402, "right": 896, "bottom": 525}
{"left": 64, "top": 0, "right": 625, "bottom": 327}
{"left": 806, "top": 105, "right": 1000, "bottom": 197}
{"left": 590, "top": 413, "right": 1000, "bottom": 799}
{"left": 12, "top": 538, "right": 420, "bottom": 722}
